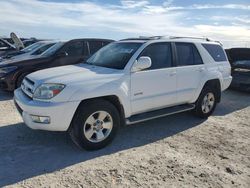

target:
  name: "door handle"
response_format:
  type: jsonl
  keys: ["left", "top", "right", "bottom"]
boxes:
{"left": 198, "top": 67, "right": 205, "bottom": 72}
{"left": 169, "top": 71, "right": 177, "bottom": 76}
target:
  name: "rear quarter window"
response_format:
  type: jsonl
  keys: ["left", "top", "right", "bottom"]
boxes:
{"left": 202, "top": 44, "right": 227, "bottom": 62}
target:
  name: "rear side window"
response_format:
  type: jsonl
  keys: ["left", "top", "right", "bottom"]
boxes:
{"left": 140, "top": 43, "right": 172, "bottom": 70}
{"left": 202, "top": 44, "right": 227, "bottom": 62}
{"left": 176, "top": 43, "right": 203, "bottom": 66}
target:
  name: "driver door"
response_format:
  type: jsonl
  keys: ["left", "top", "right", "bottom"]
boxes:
{"left": 130, "top": 42, "right": 177, "bottom": 115}
{"left": 53, "top": 41, "right": 87, "bottom": 66}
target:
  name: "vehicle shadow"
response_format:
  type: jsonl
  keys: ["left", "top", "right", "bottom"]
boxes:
{"left": 0, "top": 113, "right": 205, "bottom": 187}
{"left": 0, "top": 90, "right": 249, "bottom": 186}
{"left": 0, "top": 91, "right": 13, "bottom": 101}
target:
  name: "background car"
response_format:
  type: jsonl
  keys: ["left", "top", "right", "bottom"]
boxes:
{"left": 0, "top": 41, "right": 53, "bottom": 60}
{"left": 0, "top": 38, "right": 114, "bottom": 91}
{"left": 0, "top": 38, "right": 17, "bottom": 56}
{"left": 22, "top": 38, "right": 45, "bottom": 47}
{"left": 226, "top": 48, "right": 250, "bottom": 92}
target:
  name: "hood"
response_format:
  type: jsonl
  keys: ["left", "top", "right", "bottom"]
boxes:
{"left": 27, "top": 64, "right": 124, "bottom": 85}
{"left": 0, "top": 54, "right": 42, "bottom": 65}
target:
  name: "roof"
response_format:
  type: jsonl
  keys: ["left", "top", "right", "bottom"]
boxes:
{"left": 68, "top": 38, "right": 115, "bottom": 43}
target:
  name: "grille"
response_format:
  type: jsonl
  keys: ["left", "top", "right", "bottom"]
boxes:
{"left": 21, "top": 77, "right": 35, "bottom": 98}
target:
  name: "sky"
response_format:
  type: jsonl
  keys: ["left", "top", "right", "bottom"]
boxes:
{"left": 0, "top": 0, "right": 250, "bottom": 47}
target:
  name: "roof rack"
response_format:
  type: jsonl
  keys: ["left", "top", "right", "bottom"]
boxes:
{"left": 169, "top": 36, "right": 212, "bottom": 41}
{"left": 120, "top": 35, "right": 222, "bottom": 45}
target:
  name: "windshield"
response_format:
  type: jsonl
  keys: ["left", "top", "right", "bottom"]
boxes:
{"left": 86, "top": 42, "right": 143, "bottom": 69}
{"left": 21, "top": 42, "right": 43, "bottom": 53}
{"left": 31, "top": 43, "right": 56, "bottom": 55}
{"left": 41, "top": 42, "right": 65, "bottom": 57}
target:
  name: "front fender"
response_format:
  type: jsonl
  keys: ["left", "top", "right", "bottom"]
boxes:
{"left": 67, "top": 76, "right": 131, "bottom": 118}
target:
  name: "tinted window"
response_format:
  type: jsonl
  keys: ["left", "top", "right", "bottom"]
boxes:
{"left": 140, "top": 43, "right": 172, "bottom": 70}
{"left": 60, "top": 41, "right": 83, "bottom": 56}
{"left": 88, "top": 41, "right": 103, "bottom": 55}
{"left": 31, "top": 43, "right": 55, "bottom": 55}
{"left": 176, "top": 43, "right": 203, "bottom": 66}
{"left": 202, "top": 44, "right": 227, "bottom": 62}
{"left": 86, "top": 42, "right": 142, "bottom": 69}
{"left": 41, "top": 42, "right": 65, "bottom": 57}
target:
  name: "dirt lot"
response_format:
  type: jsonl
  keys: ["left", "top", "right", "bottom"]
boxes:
{"left": 0, "top": 90, "right": 249, "bottom": 188}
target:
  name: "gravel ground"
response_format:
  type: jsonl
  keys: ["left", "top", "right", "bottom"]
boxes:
{"left": 0, "top": 90, "right": 249, "bottom": 188}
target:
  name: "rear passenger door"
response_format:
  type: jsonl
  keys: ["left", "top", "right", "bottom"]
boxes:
{"left": 174, "top": 42, "right": 204, "bottom": 104}
{"left": 131, "top": 42, "right": 177, "bottom": 114}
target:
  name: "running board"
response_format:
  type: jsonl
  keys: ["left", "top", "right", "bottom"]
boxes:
{"left": 126, "top": 104, "right": 195, "bottom": 125}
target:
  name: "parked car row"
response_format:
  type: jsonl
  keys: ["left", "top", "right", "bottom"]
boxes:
{"left": 10, "top": 36, "right": 232, "bottom": 150}
{"left": 0, "top": 38, "right": 113, "bottom": 91}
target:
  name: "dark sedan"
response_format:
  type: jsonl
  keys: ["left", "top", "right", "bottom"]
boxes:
{"left": 0, "top": 38, "right": 113, "bottom": 91}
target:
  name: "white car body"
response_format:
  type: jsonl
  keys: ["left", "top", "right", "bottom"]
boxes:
{"left": 14, "top": 37, "right": 232, "bottom": 131}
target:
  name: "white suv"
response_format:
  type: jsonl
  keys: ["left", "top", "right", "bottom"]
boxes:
{"left": 14, "top": 36, "right": 232, "bottom": 150}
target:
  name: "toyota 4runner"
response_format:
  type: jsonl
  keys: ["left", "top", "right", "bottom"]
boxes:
{"left": 14, "top": 36, "right": 232, "bottom": 150}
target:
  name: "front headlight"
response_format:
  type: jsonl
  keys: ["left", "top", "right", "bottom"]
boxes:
{"left": 33, "top": 83, "right": 65, "bottom": 100}
{"left": 0, "top": 66, "right": 18, "bottom": 74}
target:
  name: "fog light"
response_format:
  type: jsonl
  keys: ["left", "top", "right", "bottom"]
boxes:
{"left": 31, "top": 115, "right": 50, "bottom": 124}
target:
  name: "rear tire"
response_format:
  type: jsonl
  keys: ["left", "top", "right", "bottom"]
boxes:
{"left": 193, "top": 86, "right": 218, "bottom": 118}
{"left": 69, "top": 99, "right": 120, "bottom": 151}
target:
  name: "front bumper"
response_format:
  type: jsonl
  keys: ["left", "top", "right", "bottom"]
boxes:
{"left": 14, "top": 88, "right": 80, "bottom": 131}
{"left": 0, "top": 75, "right": 15, "bottom": 91}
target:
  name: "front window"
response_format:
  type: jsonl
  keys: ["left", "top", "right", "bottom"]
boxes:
{"left": 86, "top": 42, "right": 143, "bottom": 69}
{"left": 139, "top": 43, "right": 172, "bottom": 70}
{"left": 41, "top": 42, "right": 65, "bottom": 57}
{"left": 31, "top": 43, "right": 56, "bottom": 55}
{"left": 58, "top": 41, "right": 83, "bottom": 57}
{"left": 21, "top": 42, "right": 43, "bottom": 53}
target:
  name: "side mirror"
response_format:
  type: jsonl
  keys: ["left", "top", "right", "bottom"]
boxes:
{"left": 132, "top": 56, "right": 152, "bottom": 72}
{"left": 56, "top": 51, "right": 68, "bottom": 58}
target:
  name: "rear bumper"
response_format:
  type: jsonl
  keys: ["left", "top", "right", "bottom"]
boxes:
{"left": 230, "top": 71, "right": 250, "bottom": 92}
{"left": 14, "top": 88, "right": 80, "bottom": 131}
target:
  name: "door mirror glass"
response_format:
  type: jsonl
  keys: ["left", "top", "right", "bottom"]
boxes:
{"left": 132, "top": 56, "right": 152, "bottom": 72}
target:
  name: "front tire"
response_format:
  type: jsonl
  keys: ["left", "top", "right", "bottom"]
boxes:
{"left": 193, "top": 86, "right": 218, "bottom": 118}
{"left": 69, "top": 99, "right": 120, "bottom": 150}
{"left": 16, "top": 73, "right": 29, "bottom": 89}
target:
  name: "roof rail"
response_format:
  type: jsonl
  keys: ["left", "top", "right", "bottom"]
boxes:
{"left": 120, "top": 36, "right": 222, "bottom": 45}
{"left": 120, "top": 36, "right": 165, "bottom": 41}
{"left": 169, "top": 36, "right": 212, "bottom": 41}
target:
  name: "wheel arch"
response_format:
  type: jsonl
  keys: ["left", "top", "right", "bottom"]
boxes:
{"left": 199, "top": 79, "right": 222, "bottom": 103}
{"left": 69, "top": 95, "right": 126, "bottom": 131}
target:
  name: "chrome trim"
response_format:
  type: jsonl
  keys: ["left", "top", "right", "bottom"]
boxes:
{"left": 21, "top": 77, "right": 35, "bottom": 98}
